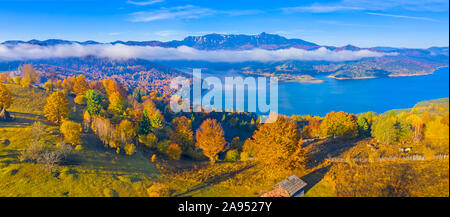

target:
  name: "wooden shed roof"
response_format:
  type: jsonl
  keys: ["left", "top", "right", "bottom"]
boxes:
{"left": 276, "top": 175, "right": 307, "bottom": 196}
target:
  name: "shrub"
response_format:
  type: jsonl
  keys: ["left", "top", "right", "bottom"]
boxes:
{"left": 60, "top": 120, "right": 82, "bottom": 145}
{"left": 166, "top": 143, "right": 182, "bottom": 160}
{"left": 157, "top": 140, "right": 170, "bottom": 153}
{"left": 19, "top": 142, "right": 45, "bottom": 163}
{"left": 147, "top": 183, "right": 170, "bottom": 197}
{"left": 20, "top": 142, "right": 74, "bottom": 172}
{"left": 124, "top": 143, "right": 136, "bottom": 156}
{"left": 224, "top": 149, "right": 239, "bottom": 162}
{"left": 139, "top": 133, "right": 158, "bottom": 148}
{"left": 240, "top": 151, "right": 250, "bottom": 161}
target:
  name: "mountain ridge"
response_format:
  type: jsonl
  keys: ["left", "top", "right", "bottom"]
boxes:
{"left": 2, "top": 32, "right": 448, "bottom": 54}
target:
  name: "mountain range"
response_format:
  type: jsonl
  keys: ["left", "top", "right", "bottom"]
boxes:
{"left": 0, "top": 32, "right": 448, "bottom": 85}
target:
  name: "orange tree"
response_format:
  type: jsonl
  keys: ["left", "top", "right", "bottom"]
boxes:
{"left": 43, "top": 91, "right": 70, "bottom": 124}
{"left": 195, "top": 118, "right": 226, "bottom": 165}
{"left": 245, "top": 115, "right": 307, "bottom": 174}
{"left": 0, "top": 83, "right": 13, "bottom": 111}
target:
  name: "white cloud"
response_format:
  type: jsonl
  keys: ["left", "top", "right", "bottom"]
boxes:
{"left": 367, "top": 12, "right": 439, "bottom": 22}
{"left": 283, "top": 4, "right": 364, "bottom": 13}
{"left": 0, "top": 44, "right": 396, "bottom": 62}
{"left": 126, "top": 0, "right": 164, "bottom": 6}
{"left": 130, "top": 5, "right": 262, "bottom": 22}
{"left": 283, "top": 0, "right": 449, "bottom": 13}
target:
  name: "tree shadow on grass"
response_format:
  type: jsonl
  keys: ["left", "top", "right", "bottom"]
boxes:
{"left": 307, "top": 138, "right": 360, "bottom": 168}
{"left": 172, "top": 164, "right": 255, "bottom": 197}
{"left": 301, "top": 164, "right": 332, "bottom": 194}
{"left": 0, "top": 112, "right": 48, "bottom": 128}
{"left": 0, "top": 149, "right": 21, "bottom": 165}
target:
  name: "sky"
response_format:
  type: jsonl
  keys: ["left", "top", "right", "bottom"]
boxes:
{"left": 0, "top": 0, "right": 448, "bottom": 48}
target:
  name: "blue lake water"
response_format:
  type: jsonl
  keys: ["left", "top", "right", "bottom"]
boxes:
{"left": 277, "top": 68, "right": 449, "bottom": 116}
{"left": 193, "top": 67, "right": 449, "bottom": 116}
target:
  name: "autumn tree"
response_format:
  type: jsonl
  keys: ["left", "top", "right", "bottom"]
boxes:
{"left": 150, "top": 110, "right": 164, "bottom": 129}
{"left": 406, "top": 114, "right": 424, "bottom": 142}
{"left": 0, "top": 83, "right": 13, "bottom": 111}
{"left": 20, "top": 77, "right": 32, "bottom": 88}
{"left": 114, "top": 119, "right": 136, "bottom": 146}
{"left": 302, "top": 117, "right": 321, "bottom": 138}
{"left": 73, "top": 75, "right": 89, "bottom": 95}
{"left": 62, "top": 76, "right": 75, "bottom": 92}
{"left": 89, "top": 80, "right": 107, "bottom": 95}
{"left": 195, "top": 119, "right": 226, "bottom": 165}
{"left": 60, "top": 120, "right": 82, "bottom": 145}
{"left": 139, "top": 132, "right": 158, "bottom": 148}
{"left": 320, "top": 111, "right": 358, "bottom": 139}
{"left": 103, "top": 79, "right": 127, "bottom": 98}
{"left": 166, "top": 143, "right": 182, "bottom": 160}
{"left": 0, "top": 72, "right": 11, "bottom": 83}
{"left": 43, "top": 91, "right": 70, "bottom": 124}
{"left": 424, "top": 116, "right": 449, "bottom": 144}
{"left": 43, "top": 81, "right": 53, "bottom": 93}
{"left": 13, "top": 76, "right": 22, "bottom": 85}
{"left": 171, "top": 116, "right": 194, "bottom": 152}
{"left": 73, "top": 75, "right": 89, "bottom": 104}
{"left": 90, "top": 116, "right": 114, "bottom": 147}
{"left": 107, "top": 92, "right": 126, "bottom": 115}
{"left": 21, "top": 64, "right": 39, "bottom": 84}
{"left": 246, "top": 115, "right": 307, "bottom": 174}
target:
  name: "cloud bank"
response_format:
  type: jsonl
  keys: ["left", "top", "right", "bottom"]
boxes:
{"left": 0, "top": 44, "right": 395, "bottom": 62}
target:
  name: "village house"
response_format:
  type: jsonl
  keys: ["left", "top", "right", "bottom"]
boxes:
{"left": 258, "top": 175, "right": 307, "bottom": 197}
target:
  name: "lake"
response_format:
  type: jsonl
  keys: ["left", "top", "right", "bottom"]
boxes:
{"left": 193, "top": 67, "right": 449, "bottom": 116}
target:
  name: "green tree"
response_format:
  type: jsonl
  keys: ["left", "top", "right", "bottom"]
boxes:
{"left": 150, "top": 110, "right": 164, "bottom": 129}
{"left": 357, "top": 116, "right": 371, "bottom": 137}
{"left": 85, "top": 90, "right": 105, "bottom": 116}
{"left": 138, "top": 110, "right": 152, "bottom": 135}
{"left": 171, "top": 116, "right": 194, "bottom": 152}
{"left": 107, "top": 92, "right": 126, "bottom": 115}
{"left": 371, "top": 117, "right": 398, "bottom": 145}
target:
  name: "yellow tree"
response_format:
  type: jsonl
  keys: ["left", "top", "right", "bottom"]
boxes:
{"left": 21, "top": 64, "right": 39, "bottom": 84}
{"left": 406, "top": 114, "right": 423, "bottom": 142}
{"left": 108, "top": 92, "right": 126, "bottom": 115}
{"left": 114, "top": 119, "right": 136, "bottom": 146}
{"left": 171, "top": 116, "right": 194, "bottom": 151}
{"left": 195, "top": 119, "right": 226, "bottom": 165}
{"left": 60, "top": 120, "right": 82, "bottom": 145}
{"left": 0, "top": 83, "right": 13, "bottom": 111}
{"left": 247, "top": 115, "right": 307, "bottom": 174}
{"left": 73, "top": 75, "right": 89, "bottom": 95}
{"left": 61, "top": 76, "right": 75, "bottom": 92}
{"left": 166, "top": 143, "right": 182, "bottom": 160}
{"left": 43, "top": 91, "right": 70, "bottom": 124}
{"left": 320, "top": 111, "right": 358, "bottom": 139}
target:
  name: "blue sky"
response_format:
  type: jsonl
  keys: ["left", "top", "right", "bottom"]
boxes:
{"left": 0, "top": 0, "right": 448, "bottom": 48}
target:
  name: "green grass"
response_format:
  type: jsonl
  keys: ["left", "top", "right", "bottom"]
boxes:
{"left": 0, "top": 84, "right": 160, "bottom": 197}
